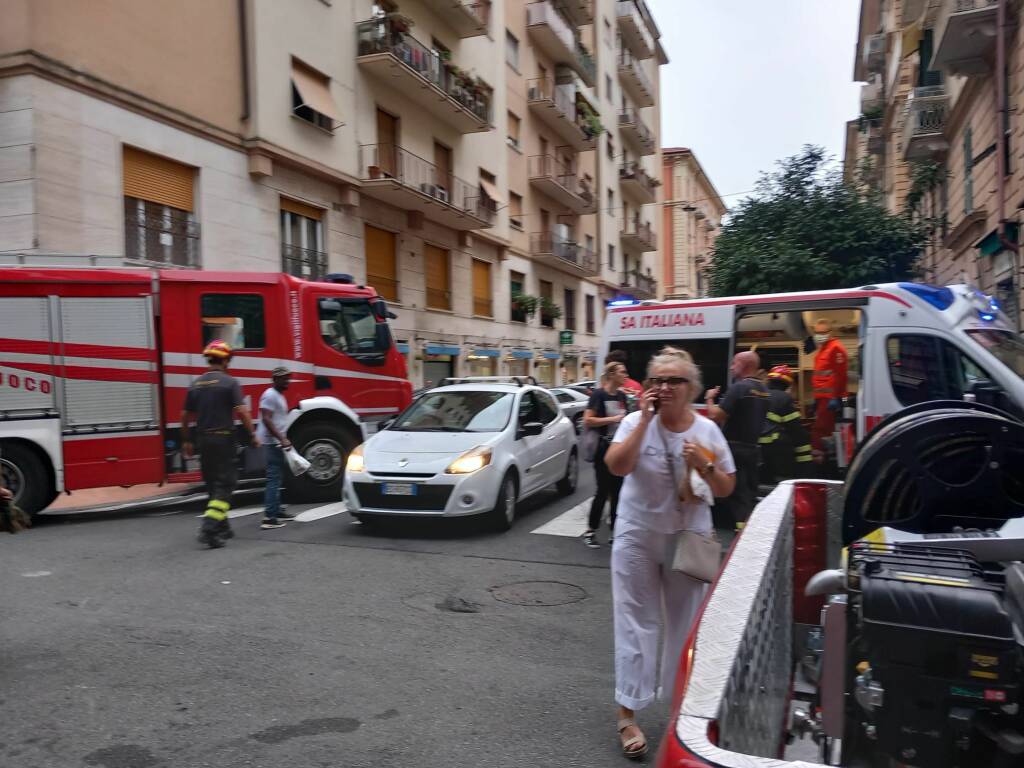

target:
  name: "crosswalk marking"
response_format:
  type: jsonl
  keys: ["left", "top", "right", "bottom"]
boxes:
{"left": 293, "top": 501, "right": 348, "bottom": 523}
{"left": 530, "top": 497, "right": 594, "bottom": 537}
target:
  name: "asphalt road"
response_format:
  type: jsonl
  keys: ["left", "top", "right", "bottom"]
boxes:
{"left": 0, "top": 468, "right": 682, "bottom": 768}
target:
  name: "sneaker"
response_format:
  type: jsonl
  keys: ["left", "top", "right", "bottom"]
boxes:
{"left": 277, "top": 511, "right": 297, "bottom": 521}
{"left": 261, "top": 519, "right": 286, "bottom": 530}
{"left": 582, "top": 531, "right": 599, "bottom": 549}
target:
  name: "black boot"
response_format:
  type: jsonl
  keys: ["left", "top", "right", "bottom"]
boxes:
{"left": 198, "top": 517, "right": 225, "bottom": 549}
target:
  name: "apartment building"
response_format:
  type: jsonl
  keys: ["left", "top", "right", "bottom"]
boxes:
{"left": 846, "top": 0, "right": 1022, "bottom": 329}
{"left": 660, "top": 147, "right": 726, "bottom": 299}
{"left": 0, "top": 0, "right": 665, "bottom": 386}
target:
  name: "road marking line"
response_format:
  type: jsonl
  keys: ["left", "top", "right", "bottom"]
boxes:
{"left": 194, "top": 506, "right": 264, "bottom": 520}
{"left": 294, "top": 501, "right": 348, "bottom": 522}
{"left": 530, "top": 497, "right": 593, "bottom": 537}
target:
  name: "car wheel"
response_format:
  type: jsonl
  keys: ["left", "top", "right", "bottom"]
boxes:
{"left": 0, "top": 442, "right": 55, "bottom": 517}
{"left": 487, "top": 472, "right": 517, "bottom": 532}
{"left": 556, "top": 448, "right": 578, "bottom": 495}
{"left": 288, "top": 423, "right": 358, "bottom": 503}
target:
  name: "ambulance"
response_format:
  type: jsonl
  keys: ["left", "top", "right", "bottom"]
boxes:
{"left": 600, "top": 283, "right": 1024, "bottom": 466}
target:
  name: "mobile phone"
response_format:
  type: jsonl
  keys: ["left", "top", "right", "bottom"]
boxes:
{"left": 649, "top": 391, "right": 660, "bottom": 414}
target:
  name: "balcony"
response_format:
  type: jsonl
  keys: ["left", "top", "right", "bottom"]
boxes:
{"left": 424, "top": 0, "right": 491, "bottom": 38}
{"left": 864, "top": 119, "right": 884, "bottom": 155}
{"left": 618, "top": 108, "right": 655, "bottom": 155}
{"left": 617, "top": 1, "right": 655, "bottom": 59}
{"left": 619, "top": 161, "right": 659, "bottom": 203}
{"left": 281, "top": 244, "right": 328, "bottom": 281}
{"left": 860, "top": 74, "right": 882, "bottom": 113}
{"left": 618, "top": 49, "right": 655, "bottom": 107}
{"left": 359, "top": 143, "right": 495, "bottom": 231}
{"left": 932, "top": 0, "right": 1001, "bottom": 76}
{"left": 863, "top": 33, "right": 885, "bottom": 74}
{"left": 559, "top": 0, "right": 594, "bottom": 27}
{"left": 529, "top": 155, "right": 598, "bottom": 214}
{"left": 526, "top": 2, "right": 596, "bottom": 86}
{"left": 621, "top": 218, "right": 657, "bottom": 252}
{"left": 530, "top": 231, "right": 598, "bottom": 276}
{"left": 356, "top": 17, "right": 492, "bottom": 133}
{"left": 527, "top": 78, "right": 600, "bottom": 150}
{"left": 621, "top": 269, "right": 657, "bottom": 299}
{"left": 901, "top": 86, "right": 949, "bottom": 160}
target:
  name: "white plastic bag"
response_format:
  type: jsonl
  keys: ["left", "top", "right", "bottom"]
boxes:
{"left": 284, "top": 447, "right": 311, "bottom": 476}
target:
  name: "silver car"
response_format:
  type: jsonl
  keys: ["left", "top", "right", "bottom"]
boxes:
{"left": 344, "top": 382, "right": 579, "bottom": 530}
{"left": 549, "top": 387, "right": 590, "bottom": 433}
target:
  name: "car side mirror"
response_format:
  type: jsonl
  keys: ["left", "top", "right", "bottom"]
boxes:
{"left": 518, "top": 421, "right": 544, "bottom": 438}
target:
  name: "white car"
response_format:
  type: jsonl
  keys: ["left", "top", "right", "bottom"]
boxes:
{"left": 549, "top": 387, "right": 589, "bottom": 433}
{"left": 344, "top": 382, "right": 579, "bottom": 530}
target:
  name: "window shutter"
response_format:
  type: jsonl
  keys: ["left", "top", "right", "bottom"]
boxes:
{"left": 364, "top": 225, "right": 398, "bottom": 301}
{"left": 424, "top": 245, "right": 449, "bottom": 293}
{"left": 280, "top": 197, "right": 323, "bottom": 220}
{"left": 123, "top": 146, "right": 195, "bottom": 211}
{"left": 472, "top": 259, "right": 491, "bottom": 300}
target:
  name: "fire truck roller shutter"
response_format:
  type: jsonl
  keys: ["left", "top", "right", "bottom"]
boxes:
{"left": 284, "top": 396, "right": 364, "bottom": 503}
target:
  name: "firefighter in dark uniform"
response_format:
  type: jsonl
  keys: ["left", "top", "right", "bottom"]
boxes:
{"left": 181, "top": 340, "right": 258, "bottom": 548}
{"left": 758, "top": 365, "right": 813, "bottom": 482}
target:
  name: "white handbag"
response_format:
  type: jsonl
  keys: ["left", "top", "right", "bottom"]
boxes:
{"left": 284, "top": 447, "right": 311, "bottom": 476}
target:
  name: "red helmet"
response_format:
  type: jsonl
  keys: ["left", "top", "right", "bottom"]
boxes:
{"left": 767, "top": 364, "right": 793, "bottom": 384}
{"left": 203, "top": 340, "right": 233, "bottom": 360}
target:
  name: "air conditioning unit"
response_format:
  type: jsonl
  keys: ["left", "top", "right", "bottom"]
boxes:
{"left": 435, "top": 185, "right": 449, "bottom": 203}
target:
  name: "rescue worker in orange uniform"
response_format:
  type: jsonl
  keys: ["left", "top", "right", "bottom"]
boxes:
{"left": 809, "top": 319, "right": 847, "bottom": 463}
{"left": 758, "top": 365, "right": 813, "bottom": 481}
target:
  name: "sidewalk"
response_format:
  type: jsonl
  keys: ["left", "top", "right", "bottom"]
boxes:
{"left": 47, "top": 483, "right": 203, "bottom": 514}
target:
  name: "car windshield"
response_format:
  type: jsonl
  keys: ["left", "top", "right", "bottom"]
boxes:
{"left": 390, "top": 391, "right": 514, "bottom": 432}
{"left": 965, "top": 329, "right": 1024, "bottom": 380}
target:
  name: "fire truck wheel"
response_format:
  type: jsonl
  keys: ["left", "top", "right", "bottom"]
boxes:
{"left": 288, "top": 424, "right": 357, "bottom": 503}
{"left": 0, "top": 442, "right": 54, "bottom": 517}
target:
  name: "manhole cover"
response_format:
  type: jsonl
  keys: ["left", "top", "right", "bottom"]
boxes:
{"left": 489, "top": 581, "right": 587, "bottom": 606}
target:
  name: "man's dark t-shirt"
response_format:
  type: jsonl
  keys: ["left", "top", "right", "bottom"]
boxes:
{"left": 719, "top": 377, "right": 769, "bottom": 445}
{"left": 184, "top": 370, "right": 244, "bottom": 432}
{"left": 587, "top": 389, "right": 628, "bottom": 438}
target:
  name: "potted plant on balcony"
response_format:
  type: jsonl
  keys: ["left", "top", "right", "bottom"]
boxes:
{"left": 539, "top": 296, "right": 563, "bottom": 323}
{"left": 511, "top": 292, "right": 539, "bottom": 318}
{"left": 387, "top": 11, "right": 414, "bottom": 34}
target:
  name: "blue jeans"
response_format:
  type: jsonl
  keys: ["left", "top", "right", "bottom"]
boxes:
{"left": 264, "top": 445, "right": 285, "bottom": 520}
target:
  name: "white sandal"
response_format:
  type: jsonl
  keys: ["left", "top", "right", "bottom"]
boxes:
{"left": 617, "top": 717, "right": 648, "bottom": 759}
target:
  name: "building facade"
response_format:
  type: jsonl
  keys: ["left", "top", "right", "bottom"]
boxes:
{"left": 660, "top": 147, "right": 726, "bottom": 299}
{"left": 0, "top": 0, "right": 666, "bottom": 387}
{"left": 847, "top": 0, "right": 1023, "bottom": 330}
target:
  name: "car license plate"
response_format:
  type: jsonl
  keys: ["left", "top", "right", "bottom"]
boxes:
{"left": 381, "top": 482, "right": 417, "bottom": 496}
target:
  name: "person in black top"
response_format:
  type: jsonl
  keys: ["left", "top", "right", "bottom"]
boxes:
{"left": 705, "top": 350, "right": 769, "bottom": 527}
{"left": 181, "top": 340, "right": 258, "bottom": 549}
{"left": 758, "top": 365, "right": 813, "bottom": 482}
{"left": 582, "top": 361, "right": 629, "bottom": 548}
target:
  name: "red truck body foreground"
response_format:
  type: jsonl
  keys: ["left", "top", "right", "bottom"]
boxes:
{"left": 0, "top": 268, "right": 411, "bottom": 513}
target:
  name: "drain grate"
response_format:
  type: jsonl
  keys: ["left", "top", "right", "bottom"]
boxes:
{"left": 489, "top": 580, "right": 587, "bottom": 607}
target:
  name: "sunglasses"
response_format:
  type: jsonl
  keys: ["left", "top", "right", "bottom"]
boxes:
{"left": 649, "top": 376, "right": 690, "bottom": 388}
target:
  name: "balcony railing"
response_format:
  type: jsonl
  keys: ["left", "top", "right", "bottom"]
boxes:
{"left": 618, "top": 48, "right": 655, "bottom": 106}
{"left": 622, "top": 269, "right": 657, "bottom": 298}
{"left": 527, "top": 1, "right": 575, "bottom": 55}
{"left": 863, "top": 33, "right": 885, "bottom": 74}
{"left": 525, "top": 2, "right": 595, "bottom": 85}
{"left": 356, "top": 17, "right": 492, "bottom": 130}
{"left": 619, "top": 161, "right": 659, "bottom": 202}
{"left": 526, "top": 77, "right": 599, "bottom": 149}
{"left": 530, "top": 231, "right": 598, "bottom": 274}
{"left": 621, "top": 218, "right": 657, "bottom": 251}
{"left": 932, "top": 0, "right": 998, "bottom": 76}
{"left": 901, "top": 85, "right": 949, "bottom": 160}
{"left": 618, "top": 108, "right": 655, "bottom": 154}
{"left": 424, "top": 0, "right": 491, "bottom": 37}
{"left": 281, "top": 244, "right": 328, "bottom": 281}
{"left": 574, "top": 40, "right": 597, "bottom": 86}
{"left": 617, "top": 0, "right": 655, "bottom": 59}
{"left": 529, "top": 154, "right": 596, "bottom": 213}
{"left": 360, "top": 143, "right": 494, "bottom": 228}
{"left": 124, "top": 198, "right": 200, "bottom": 268}
{"left": 559, "top": 0, "right": 594, "bottom": 27}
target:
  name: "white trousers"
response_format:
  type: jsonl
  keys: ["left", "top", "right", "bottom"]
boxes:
{"left": 611, "top": 525, "right": 708, "bottom": 711}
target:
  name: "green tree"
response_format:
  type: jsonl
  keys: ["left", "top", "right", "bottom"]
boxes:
{"left": 708, "top": 146, "right": 923, "bottom": 296}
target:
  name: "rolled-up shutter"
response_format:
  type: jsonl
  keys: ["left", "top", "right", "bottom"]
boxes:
{"left": 424, "top": 244, "right": 450, "bottom": 310}
{"left": 123, "top": 146, "right": 195, "bottom": 211}
{"left": 472, "top": 259, "right": 492, "bottom": 316}
{"left": 364, "top": 225, "right": 398, "bottom": 301}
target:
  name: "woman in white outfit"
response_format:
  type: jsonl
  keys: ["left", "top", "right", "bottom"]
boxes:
{"left": 604, "top": 347, "right": 736, "bottom": 758}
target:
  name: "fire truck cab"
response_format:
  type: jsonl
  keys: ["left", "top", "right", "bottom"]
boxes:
{"left": 601, "top": 283, "right": 1024, "bottom": 465}
{"left": 0, "top": 267, "right": 412, "bottom": 514}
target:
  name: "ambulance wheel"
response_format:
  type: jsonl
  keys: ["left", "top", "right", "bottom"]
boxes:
{"left": 0, "top": 442, "right": 55, "bottom": 517}
{"left": 288, "top": 424, "right": 358, "bottom": 503}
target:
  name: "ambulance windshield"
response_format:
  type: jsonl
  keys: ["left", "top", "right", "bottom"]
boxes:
{"left": 966, "top": 329, "right": 1024, "bottom": 380}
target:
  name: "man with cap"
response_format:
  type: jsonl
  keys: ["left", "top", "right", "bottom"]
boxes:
{"left": 182, "top": 340, "right": 258, "bottom": 548}
{"left": 758, "top": 365, "right": 813, "bottom": 482}
{"left": 257, "top": 366, "right": 296, "bottom": 530}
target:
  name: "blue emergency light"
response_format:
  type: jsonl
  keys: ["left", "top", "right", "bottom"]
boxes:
{"left": 899, "top": 282, "right": 955, "bottom": 311}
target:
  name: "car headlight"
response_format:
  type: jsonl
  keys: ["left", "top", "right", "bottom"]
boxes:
{"left": 445, "top": 446, "right": 492, "bottom": 475}
{"left": 346, "top": 444, "right": 365, "bottom": 473}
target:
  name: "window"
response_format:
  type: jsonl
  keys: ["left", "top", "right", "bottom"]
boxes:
{"left": 917, "top": 29, "right": 943, "bottom": 88}
{"left": 506, "top": 30, "right": 520, "bottom": 70}
{"left": 886, "top": 334, "right": 992, "bottom": 406}
{"left": 510, "top": 270, "right": 526, "bottom": 322}
{"left": 394, "top": 391, "right": 514, "bottom": 432}
{"left": 507, "top": 111, "right": 521, "bottom": 150}
{"left": 509, "top": 192, "right": 524, "bottom": 230}
{"left": 564, "top": 288, "right": 576, "bottom": 330}
{"left": 607, "top": 188, "right": 614, "bottom": 212}
{"left": 606, "top": 133, "right": 615, "bottom": 161}
{"left": 364, "top": 225, "right": 399, "bottom": 302}
{"left": 607, "top": 243, "right": 615, "bottom": 269}
{"left": 963, "top": 127, "right": 974, "bottom": 215}
{"left": 539, "top": 279, "right": 555, "bottom": 327}
{"left": 123, "top": 146, "right": 199, "bottom": 267}
{"left": 479, "top": 168, "right": 499, "bottom": 218}
{"left": 424, "top": 244, "right": 451, "bottom": 311}
{"left": 605, "top": 74, "right": 613, "bottom": 101}
{"left": 472, "top": 259, "right": 493, "bottom": 317}
{"left": 520, "top": 391, "right": 559, "bottom": 424}
{"left": 585, "top": 234, "right": 594, "bottom": 255}
{"left": 318, "top": 297, "right": 390, "bottom": 359}
{"left": 585, "top": 294, "right": 595, "bottom": 334}
{"left": 201, "top": 294, "right": 266, "bottom": 349}
{"left": 291, "top": 58, "right": 341, "bottom": 131}
{"left": 280, "top": 199, "right": 326, "bottom": 280}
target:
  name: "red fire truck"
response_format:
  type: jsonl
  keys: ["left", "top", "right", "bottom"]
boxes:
{"left": 0, "top": 267, "right": 412, "bottom": 515}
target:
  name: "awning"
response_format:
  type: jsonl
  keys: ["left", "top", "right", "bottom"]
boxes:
{"left": 292, "top": 61, "right": 343, "bottom": 126}
{"left": 396, "top": 342, "right": 410, "bottom": 354}
{"left": 479, "top": 178, "right": 503, "bottom": 206}
{"left": 977, "top": 223, "right": 1019, "bottom": 257}
{"left": 541, "top": 351, "right": 561, "bottom": 360}
{"left": 470, "top": 348, "right": 501, "bottom": 357}
{"left": 425, "top": 344, "right": 460, "bottom": 356}
{"left": 509, "top": 349, "right": 533, "bottom": 359}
